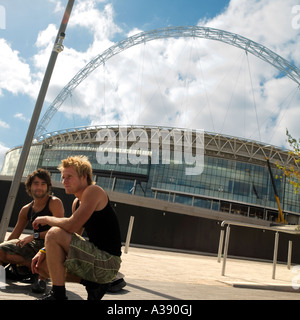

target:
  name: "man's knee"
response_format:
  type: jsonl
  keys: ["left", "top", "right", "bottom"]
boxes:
{"left": 45, "top": 227, "right": 64, "bottom": 244}
{"left": 45, "top": 227, "right": 71, "bottom": 251}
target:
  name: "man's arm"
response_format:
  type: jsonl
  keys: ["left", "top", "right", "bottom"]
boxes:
{"left": 49, "top": 196, "right": 65, "bottom": 219}
{"left": 7, "top": 205, "right": 30, "bottom": 240}
{"left": 71, "top": 199, "right": 84, "bottom": 235}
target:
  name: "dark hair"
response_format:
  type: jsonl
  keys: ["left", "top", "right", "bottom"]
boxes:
{"left": 25, "top": 169, "right": 52, "bottom": 197}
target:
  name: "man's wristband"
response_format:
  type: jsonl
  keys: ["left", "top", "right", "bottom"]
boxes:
{"left": 39, "top": 247, "right": 46, "bottom": 254}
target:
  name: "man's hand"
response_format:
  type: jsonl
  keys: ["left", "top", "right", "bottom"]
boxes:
{"left": 32, "top": 216, "right": 48, "bottom": 230}
{"left": 31, "top": 250, "right": 45, "bottom": 274}
{"left": 16, "top": 234, "right": 33, "bottom": 248}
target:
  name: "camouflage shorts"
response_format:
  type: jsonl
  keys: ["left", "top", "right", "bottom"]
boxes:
{"left": 0, "top": 239, "right": 44, "bottom": 261}
{"left": 64, "top": 233, "right": 121, "bottom": 284}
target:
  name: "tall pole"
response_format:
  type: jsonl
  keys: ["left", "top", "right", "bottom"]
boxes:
{"left": 0, "top": 0, "right": 75, "bottom": 242}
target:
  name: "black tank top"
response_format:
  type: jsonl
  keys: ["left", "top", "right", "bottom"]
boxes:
{"left": 27, "top": 196, "right": 53, "bottom": 232}
{"left": 76, "top": 199, "right": 122, "bottom": 257}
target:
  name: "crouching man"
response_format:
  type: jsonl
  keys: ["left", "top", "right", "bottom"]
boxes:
{"left": 0, "top": 169, "right": 64, "bottom": 293}
{"left": 31, "top": 156, "right": 122, "bottom": 300}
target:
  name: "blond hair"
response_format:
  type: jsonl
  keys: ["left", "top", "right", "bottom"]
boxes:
{"left": 58, "top": 155, "right": 95, "bottom": 185}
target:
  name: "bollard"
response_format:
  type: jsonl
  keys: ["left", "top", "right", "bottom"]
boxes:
{"left": 272, "top": 232, "right": 279, "bottom": 279}
{"left": 124, "top": 216, "right": 135, "bottom": 254}
{"left": 217, "top": 229, "right": 225, "bottom": 263}
{"left": 221, "top": 225, "right": 231, "bottom": 276}
{"left": 288, "top": 240, "right": 293, "bottom": 270}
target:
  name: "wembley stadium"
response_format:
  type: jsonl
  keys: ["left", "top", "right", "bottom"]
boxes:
{"left": 1, "top": 26, "right": 300, "bottom": 262}
{"left": 1, "top": 125, "right": 300, "bottom": 262}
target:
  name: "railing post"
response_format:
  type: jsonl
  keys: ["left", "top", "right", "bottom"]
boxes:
{"left": 219, "top": 220, "right": 300, "bottom": 280}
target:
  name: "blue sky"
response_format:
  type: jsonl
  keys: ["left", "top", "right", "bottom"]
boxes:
{"left": 110, "top": 0, "right": 229, "bottom": 30}
{"left": 0, "top": 0, "right": 300, "bottom": 170}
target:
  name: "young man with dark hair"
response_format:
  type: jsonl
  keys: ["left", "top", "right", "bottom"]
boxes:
{"left": 0, "top": 169, "right": 64, "bottom": 293}
{"left": 31, "top": 156, "right": 122, "bottom": 300}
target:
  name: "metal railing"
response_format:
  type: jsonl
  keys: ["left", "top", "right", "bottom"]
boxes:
{"left": 218, "top": 220, "right": 300, "bottom": 279}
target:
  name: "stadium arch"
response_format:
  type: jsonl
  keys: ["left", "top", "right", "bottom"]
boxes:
{"left": 34, "top": 25, "right": 300, "bottom": 139}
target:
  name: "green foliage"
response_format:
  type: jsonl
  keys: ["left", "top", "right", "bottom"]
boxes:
{"left": 277, "top": 130, "right": 300, "bottom": 194}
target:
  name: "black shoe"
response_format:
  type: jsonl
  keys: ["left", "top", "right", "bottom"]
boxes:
{"left": 107, "top": 278, "right": 126, "bottom": 293}
{"left": 5, "top": 264, "right": 32, "bottom": 282}
{"left": 38, "top": 290, "right": 68, "bottom": 300}
{"left": 31, "top": 276, "right": 46, "bottom": 293}
{"left": 85, "top": 283, "right": 109, "bottom": 300}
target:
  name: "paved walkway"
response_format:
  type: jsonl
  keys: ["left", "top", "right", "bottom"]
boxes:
{"left": 1, "top": 243, "right": 300, "bottom": 300}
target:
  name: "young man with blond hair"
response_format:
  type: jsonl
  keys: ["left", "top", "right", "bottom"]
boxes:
{"left": 31, "top": 156, "right": 122, "bottom": 300}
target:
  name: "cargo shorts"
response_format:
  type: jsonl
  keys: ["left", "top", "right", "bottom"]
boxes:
{"left": 64, "top": 233, "right": 121, "bottom": 284}
{"left": 0, "top": 239, "right": 44, "bottom": 261}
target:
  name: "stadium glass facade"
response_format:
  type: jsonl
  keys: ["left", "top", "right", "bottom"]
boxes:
{"left": 1, "top": 125, "right": 300, "bottom": 224}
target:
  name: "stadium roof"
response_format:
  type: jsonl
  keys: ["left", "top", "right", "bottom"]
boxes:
{"left": 30, "top": 124, "right": 297, "bottom": 168}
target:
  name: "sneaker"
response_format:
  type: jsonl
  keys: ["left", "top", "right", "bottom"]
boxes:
{"left": 38, "top": 290, "right": 68, "bottom": 300}
{"left": 5, "top": 264, "right": 32, "bottom": 282}
{"left": 107, "top": 278, "right": 126, "bottom": 293}
{"left": 31, "top": 276, "right": 46, "bottom": 293}
{"left": 85, "top": 283, "right": 109, "bottom": 300}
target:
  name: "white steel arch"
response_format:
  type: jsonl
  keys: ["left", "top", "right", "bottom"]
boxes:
{"left": 35, "top": 26, "right": 300, "bottom": 139}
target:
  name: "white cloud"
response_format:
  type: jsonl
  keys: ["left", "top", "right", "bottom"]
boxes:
{"left": 0, "top": 39, "right": 32, "bottom": 96}
{"left": 0, "top": 119, "right": 10, "bottom": 129}
{"left": 14, "top": 113, "right": 30, "bottom": 122}
{"left": 35, "top": 24, "right": 57, "bottom": 50}
{"left": 69, "top": 0, "right": 121, "bottom": 57}
{"left": 71, "top": 2, "right": 120, "bottom": 39}
{"left": 48, "top": 0, "right": 64, "bottom": 13}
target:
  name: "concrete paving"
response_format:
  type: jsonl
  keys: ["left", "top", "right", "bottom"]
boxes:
{"left": 1, "top": 242, "right": 300, "bottom": 301}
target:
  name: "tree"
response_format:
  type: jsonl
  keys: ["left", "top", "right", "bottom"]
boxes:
{"left": 277, "top": 130, "right": 300, "bottom": 193}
